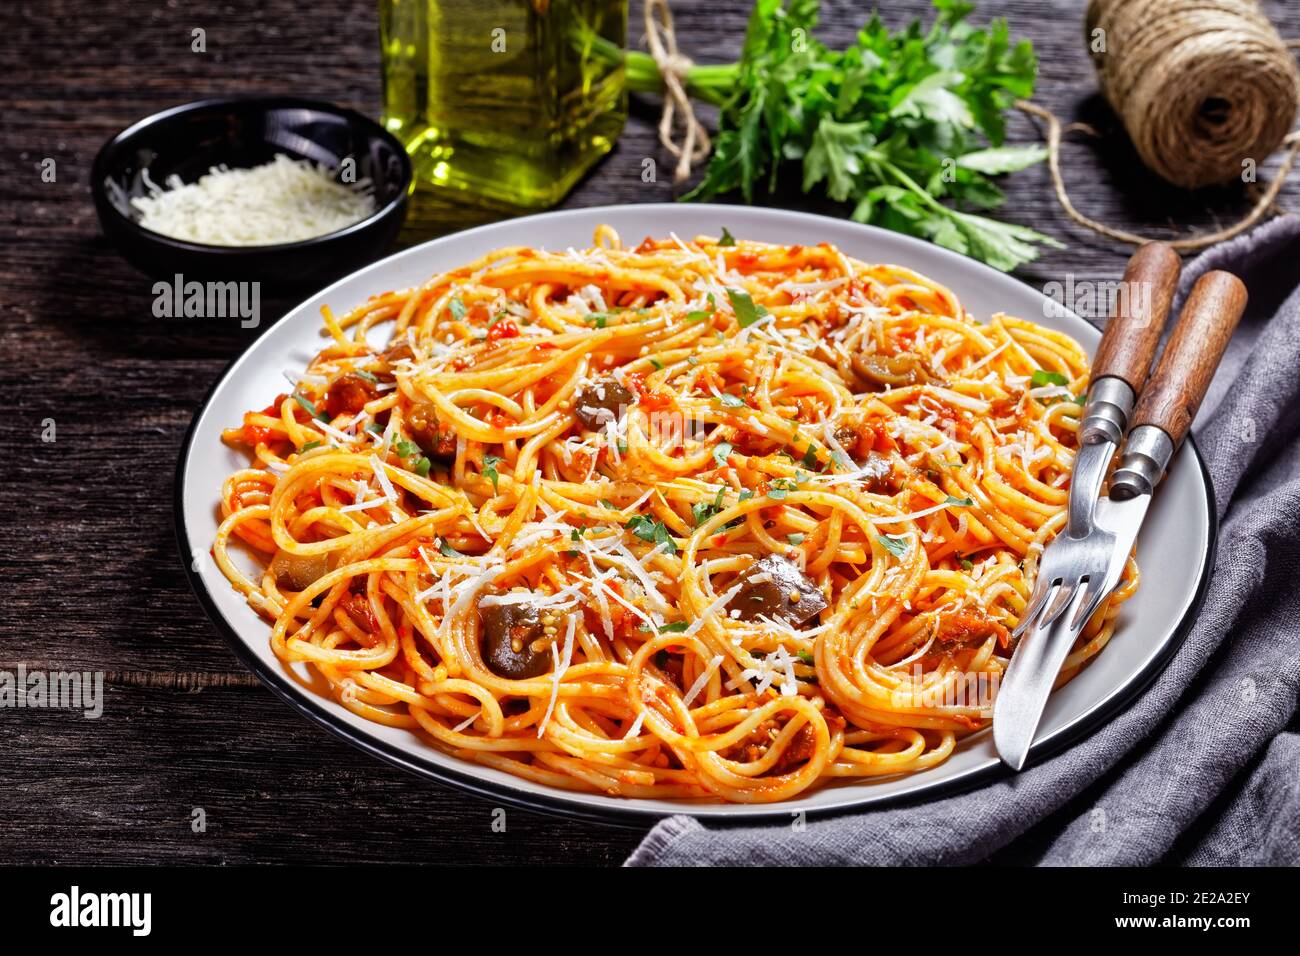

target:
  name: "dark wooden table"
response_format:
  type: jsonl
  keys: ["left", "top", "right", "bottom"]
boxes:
{"left": 3, "top": 0, "right": 1296, "bottom": 866}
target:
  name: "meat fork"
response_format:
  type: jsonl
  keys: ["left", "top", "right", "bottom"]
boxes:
{"left": 995, "top": 269, "right": 1248, "bottom": 770}
{"left": 1012, "top": 243, "right": 1182, "bottom": 642}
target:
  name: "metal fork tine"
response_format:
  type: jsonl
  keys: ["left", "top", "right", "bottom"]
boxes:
{"left": 1011, "top": 575, "right": 1055, "bottom": 641}
{"left": 1069, "top": 576, "right": 1107, "bottom": 633}
{"left": 1038, "top": 578, "right": 1078, "bottom": 629}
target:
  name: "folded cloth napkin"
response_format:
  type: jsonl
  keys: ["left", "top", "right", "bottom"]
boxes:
{"left": 628, "top": 217, "right": 1300, "bottom": 866}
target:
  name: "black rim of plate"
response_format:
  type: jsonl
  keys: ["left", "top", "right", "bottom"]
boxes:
{"left": 172, "top": 211, "right": 1218, "bottom": 829}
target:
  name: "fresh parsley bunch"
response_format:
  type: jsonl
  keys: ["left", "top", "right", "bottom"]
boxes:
{"left": 608, "top": 0, "right": 1059, "bottom": 270}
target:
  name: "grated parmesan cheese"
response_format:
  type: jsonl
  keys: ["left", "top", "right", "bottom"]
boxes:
{"left": 131, "top": 153, "right": 376, "bottom": 247}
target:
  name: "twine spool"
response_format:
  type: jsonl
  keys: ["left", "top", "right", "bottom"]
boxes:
{"left": 1086, "top": 0, "right": 1299, "bottom": 189}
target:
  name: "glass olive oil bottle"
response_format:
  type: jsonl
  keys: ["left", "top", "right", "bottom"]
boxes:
{"left": 379, "top": 0, "right": 627, "bottom": 210}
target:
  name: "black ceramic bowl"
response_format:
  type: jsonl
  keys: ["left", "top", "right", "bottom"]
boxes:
{"left": 91, "top": 96, "right": 412, "bottom": 289}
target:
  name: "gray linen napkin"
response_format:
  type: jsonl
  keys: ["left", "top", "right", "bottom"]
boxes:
{"left": 628, "top": 216, "right": 1300, "bottom": 866}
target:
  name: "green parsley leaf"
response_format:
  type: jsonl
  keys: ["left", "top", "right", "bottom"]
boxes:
{"left": 639, "top": 621, "right": 690, "bottom": 634}
{"left": 877, "top": 534, "right": 910, "bottom": 558}
{"left": 726, "top": 287, "right": 768, "bottom": 328}
{"left": 713, "top": 441, "right": 733, "bottom": 467}
{"left": 717, "top": 393, "right": 747, "bottom": 408}
{"left": 944, "top": 495, "right": 974, "bottom": 507}
{"left": 299, "top": 440, "right": 322, "bottom": 453}
{"left": 394, "top": 439, "right": 419, "bottom": 458}
{"left": 691, "top": 487, "right": 728, "bottom": 528}
{"left": 766, "top": 477, "right": 799, "bottom": 501}
{"left": 956, "top": 145, "right": 1050, "bottom": 175}
{"left": 482, "top": 453, "right": 502, "bottom": 493}
{"left": 292, "top": 392, "right": 326, "bottom": 421}
{"left": 438, "top": 537, "right": 463, "bottom": 557}
{"left": 1030, "top": 369, "right": 1070, "bottom": 388}
{"left": 413, "top": 457, "right": 432, "bottom": 477}
{"left": 626, "top": 514, "right": 678, "bottom": 555}
{"left": 958, "top": 557, "right": 974, "bottom": 571}
{"left": 797, "top": 650, "right": 815, "bottom": 666}
{"left": 788, "top": 532, "right": 806, "bottom": 545}
{"left": 353, "top": 370, "right": 379, "bottom": 384}
{"left": 718, "top": 226, "right": 737, "bottom": 246}
{"left": 448, "top": 297, "right": 467, "bottom": 320}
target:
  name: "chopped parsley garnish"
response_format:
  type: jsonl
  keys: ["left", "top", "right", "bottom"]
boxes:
{"left": 292, "top": 392, "right": 327, "bottom": 421}
{"left": 626, "top": 514, "right": 678, "bottom": 555}
{"left": 1030, "top": 369, "right": 1069, "bottom": 388}
{"left": 716, "top": 392, "right": 747, "bottom": 408}
{"left": 299, "top": 440, "right": 322, "bottom": 453}
{"left": 877, "top": 534, "right": 910, "bottom": 558}
{"left": 685, "top": 293, "right": 716, "bottom": 323}
{"left": 944, "top": 495, "right": 974, "bottom": 507}
{"left": 958, "top": 557, "right": 974, "bottom": 571}
{"left": 353, "top": 370, "right": 379, "bottom": 384}
{"left": 802, "top": 445, "right": 821, "bottom": 470}
{"left": 787, "top": 533, "right": 806, "bottom": 545}
{"left": 718, "top": 226, "right": 736, "bottom": 246}
{"left": 438, "top": 537, "right": 463, "bottom": 557}
{"left": 766, "top": 477, "right": 800, "bottom": 501}
{"left": 394, "top": 439, "right": 420, "bottom": 458}
{"left": 482, "top": 454, "right": 502, "bottom": 493}
{"left": 413, "top": 457, "right": 432, "bottom": 477}
{"left": 447, "top": 297, "right": 467, "bottom": 320}
{"left": 692, "top": 487, "right": 727, "bottom": 527}
{"left": 712, "top": 441, "right": 733, "bottom": 468}
{"left": 649, "top": 358, "right": 664, "bottom": 370}
{"left": 588, "top": 312, "right": 609, "bottom": 328}
{"left": 639, "top": 621, "right": 690, "bottom": 634}
{"left": 487, "top": 311, "right": 507, "bottom": 329}
{"left": 797, "top": 650, "right": 815, "bottom": 666}
{"left": 726, "top": 287, "right": 768, "bottom": 328}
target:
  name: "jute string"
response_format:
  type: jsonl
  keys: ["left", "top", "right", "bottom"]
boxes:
{"left": 1024, "top": 0, "right": 1300, "bottom": 251}
{"left": 644, "top": 0, "right": 710, "bottom": 184}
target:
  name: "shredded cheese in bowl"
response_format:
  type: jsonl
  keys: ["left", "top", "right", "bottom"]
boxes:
{"left": 131, "top": 153, "right": 377, "bottom": 246}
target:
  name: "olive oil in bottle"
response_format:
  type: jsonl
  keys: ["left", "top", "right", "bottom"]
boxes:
{"left": 379, "top": 0, "right": 628, "bottom": 211}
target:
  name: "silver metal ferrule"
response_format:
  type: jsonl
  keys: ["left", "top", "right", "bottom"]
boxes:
{"left": 1110, "top": 425, "right": 1174, "bottom": 499}
{"left": 1079, "top": 376, "right": 1135, "bottom": 446}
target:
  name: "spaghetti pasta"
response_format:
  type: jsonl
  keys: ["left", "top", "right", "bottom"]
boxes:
{"left": 213, "top": 227, "right": 1136, "bottom": 803}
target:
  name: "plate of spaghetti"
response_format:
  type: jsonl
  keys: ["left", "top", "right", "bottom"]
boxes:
{"left": 177, "top": 204, "right": 1214, "bottom": 820}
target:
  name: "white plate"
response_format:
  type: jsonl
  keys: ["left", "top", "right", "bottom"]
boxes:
{"left": 176, "top": 204, "right": 1214, "bottom": 823}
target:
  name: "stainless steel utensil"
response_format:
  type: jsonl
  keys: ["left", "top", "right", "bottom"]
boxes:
{"left": 994, "top": 268, "right": 1247, "bottom": 770}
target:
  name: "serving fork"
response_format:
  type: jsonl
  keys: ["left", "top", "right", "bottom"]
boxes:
{"left": 1014, "top": 243, "right": 1182, "bottom": 643}
{"left": 994, "top": 262, "right": 1247, "bottom": 771}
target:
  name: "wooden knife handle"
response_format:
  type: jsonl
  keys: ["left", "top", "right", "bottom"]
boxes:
{"left": 1130, "top": 271, "right": 1248, "bottom": 449}
{"left": 1090, "top": 242, "right": 1181, "bottom": 392}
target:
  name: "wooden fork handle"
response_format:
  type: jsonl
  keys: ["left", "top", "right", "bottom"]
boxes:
{"left": 1090, "top": 242, "right": 1181, "bottom": 392}
{"left": 1131, "top": 270, "right": 1248, "bottom": 450}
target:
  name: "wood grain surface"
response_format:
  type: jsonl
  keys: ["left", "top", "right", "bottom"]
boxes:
{"left": 2, "top": 0, "right": 1297, "bottom": 865}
